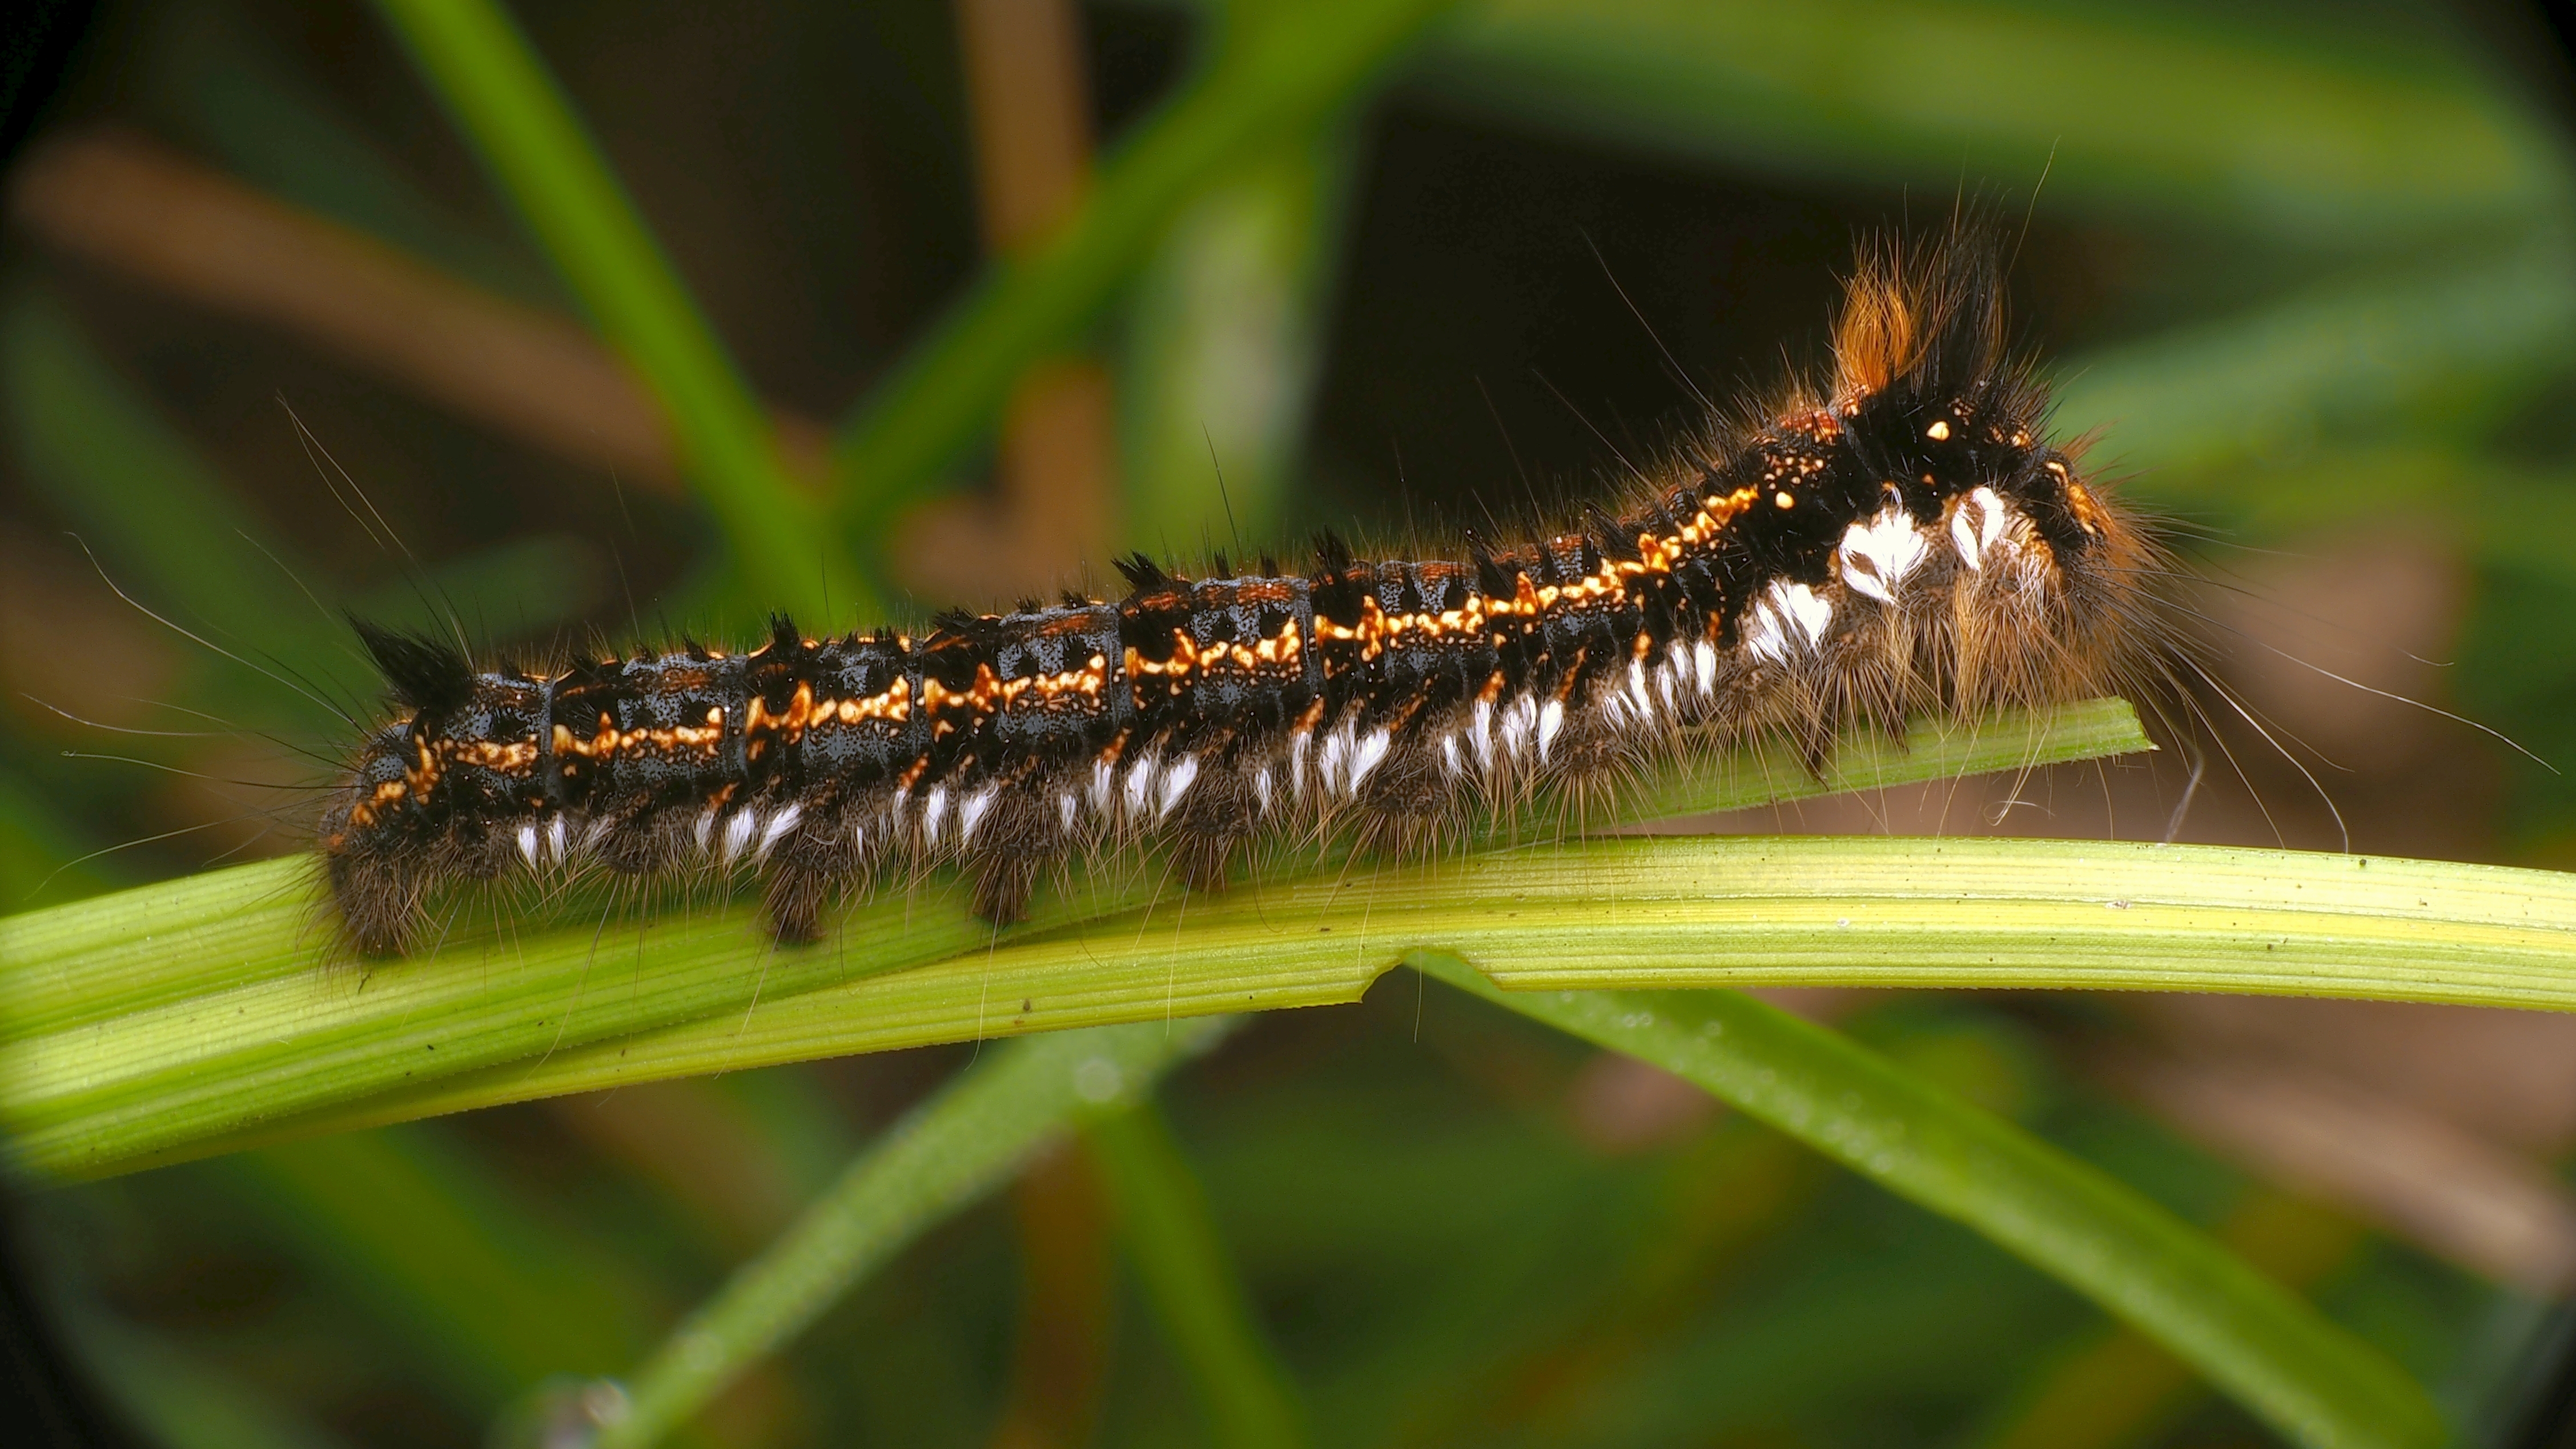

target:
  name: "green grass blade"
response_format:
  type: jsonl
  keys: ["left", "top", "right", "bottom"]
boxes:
{"left": 831, "top": 0, "right": 1454, "bottom": 543}
{"left": 1087, "top": 1103, "right": 1305, "bottom": 1449}
{"left": 272, "top": 824, "right": 2576, "bottom": 1171}
{"left": 591, "top": 1018, "right": 1233, "bottom": 1449}
{"left": 22, "top": 694, "right": 2576, "bottom": 1184}
{"left": 0, "top": 701, "right": 2142, "bottom": 1178}
{"left": 1408, "top": 956, "right": 2444, "bottom": 1449}
{"left": 369, "top": 0, "right": 852, "bottom": 624}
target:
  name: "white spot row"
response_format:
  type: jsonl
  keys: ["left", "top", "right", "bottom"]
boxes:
{"left": 692, "top": 801, "right": 805, "bottom": 864}
{"left": 501, "top": 800, "right": 809, "bottom": 872}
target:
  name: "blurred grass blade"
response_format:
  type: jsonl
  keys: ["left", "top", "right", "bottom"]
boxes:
{"left": 592, "top": 1018, "right": 1233, "bottom": 1449}
{"left": 1087, "top": 1102, "right": 1305, "bottom": 1449}
{"left": 3, "top": 282, "right": 609, "bottom": 702}
{"left": 0, "top": 701, "right": 2141, "bottom": 1177}
{"left": 0, "top": 283, "right": 350, "bottom": 709}
{"left": 2060, "top": 231, "right": 2576, "bottom": 491}
{"left": 0, "top": 764, "right": 116, "bottom": 910}
{"left": 48, "top": 1306, "right": 354, "bottom": 1449}
{"left": 369, "top": 0, "right": 851, "bottom": 624}
{"left": 1119, "top": 122, "right": 1357, "bottom": 554}
{"left": 143, "top": 1, "right": 564, "bottom": 309}
{"left": 833, "top": 0, "right": 1454, "bottom": 544}
{"left": 223, "top": 1127, "right": 655, "bottom": 1410}
{"left": 1974, "top": 1192, "right": 2372, "bottom": 1449}
{"left": 1408, "top": 0, "right": 2571, "bottom": 242}
{"left": 1409, "top": 955, "right": 2445, "bottom": 1449}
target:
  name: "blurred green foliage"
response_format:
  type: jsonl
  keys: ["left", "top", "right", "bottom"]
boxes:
{"left": 5, "top": 0, "right": 2575, "bottom": 1446}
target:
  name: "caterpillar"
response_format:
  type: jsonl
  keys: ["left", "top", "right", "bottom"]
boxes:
{"left": 320, "top": 227, "right": 2169, "bottom": 955}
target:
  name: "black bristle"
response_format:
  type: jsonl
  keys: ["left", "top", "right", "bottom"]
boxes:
{"left": 1060, "top": 588, "right": 1092, "bottom": 610}
{"left": 1584, "top": 504, "right": 1641, "bottom": 563}
{"left": 1209, "top": 551, "right": 1231, "bottom": 580}
{"left": 1914, "top": 219, "right": 2007, "bottom": 402}
{"left": 351, "top": 618, "right": 475, "bottom": 717}
{"left": 1313, "top": 529, "right": 1353, "bottom": 574}
{"left": 1114, "top": 553, "right": 1170, "bottom": 592}
{"left": 769, "top": 613, "right": 803, "bottom": 652}
{"left": 1463, "top": 529, "right": 1519, "bottom": 599}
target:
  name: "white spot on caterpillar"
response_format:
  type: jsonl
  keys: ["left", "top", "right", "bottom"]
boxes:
{"left": 517, "top": 824, "right": 540, "bottom": 869}
{"left": 1318, "top": 725, "right": 1351, "bottom": 796}
{"left": 545, "top": 816, "right": 568, "bottom": 862}
{"left": 1951, "top": 487, "right": 2012, "bottom": 571}
{"left": 1350, "top": 728, "right": 1391, "bottom": 791}
{"left": 1090, "top": 758, "right": 1117, "bottom": 815}
{"left": 1253, "top": 766, "right": 1272, "bottom": 814}
{"left": 958, "top": 786, "right": 995, "bottom": 843}
{"left": 1693, "top": 641, "right": 1718, "bottom": 697}
{"left": 1501, "top": 696, "right": 1536, "bottom": 763}
{"left": 1058, "top": 791, "right": 1079, "bottom": 832}
{"left": 921, "top": 786, "right": 950, "bottom": 844}
{"left": 1441, "top": 733, "right": 1461, "bottom": 778}
{"left": 1123, "top": 754, "right": 1160, "bottom": 819}
{"left": 721, "top": 809, "right": 758, "bottom": 862}
{"left": 1288, "top": 729, "right": 1312, "bottom": 799}
{"left": 1626, "top": 659, "right": 1654, "bottom": 721}
{"left": 1840, "top": 506, "right": 1928, "bottom": 604}
{"left": 1655, "top": 659, "right": 1678, "bottom": 713}
{"left": 757, "top": 804, "right": 801, "bottom": 861}
{"left": 1470, "top": 699, "right": 1495, "bottom": 772}
{"left": 1746, "top": 580, "right": 1832, "bottom": 664}
{"left": 1537, "top": 699, "right": 1565, "bottom": 762}
{"left": 693, "top": 810, "right": 717, "bottom": 854}
{"left": 1157, "top": 756, "right": 1200, "bottom": 820}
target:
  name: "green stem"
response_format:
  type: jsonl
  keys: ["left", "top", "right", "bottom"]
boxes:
{"left": 1409, "top": 954, "right": 2445, "bottom": 1449}
{"left": 371, "top": 0, "right": 854, "bottom": 624}
{"left": 590, "top": 1018, "right": 1232, "bottom": 1449}
{"left": 1087, "top": 1103, "right": 1304, "bottom": 1449}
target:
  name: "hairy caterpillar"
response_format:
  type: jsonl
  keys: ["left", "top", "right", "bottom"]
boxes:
{"left": 320, "top": 228, "right": 2168, "bottom": 955}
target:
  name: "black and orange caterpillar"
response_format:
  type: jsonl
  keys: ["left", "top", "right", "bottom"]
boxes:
{"left": 322, "top": 230, "right": 2168, "bottom": 954}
